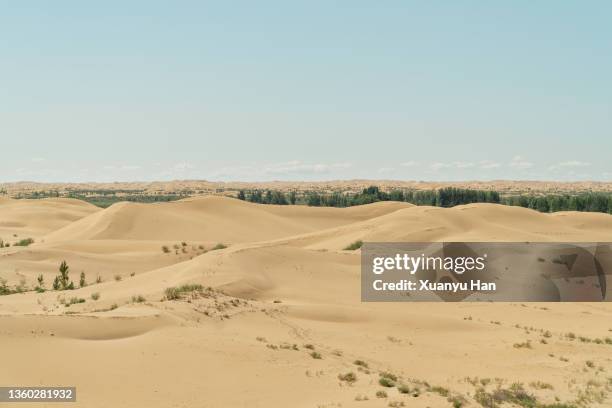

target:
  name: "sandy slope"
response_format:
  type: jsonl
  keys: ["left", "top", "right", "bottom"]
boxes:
{"left": 0, "top": 198, "right": 98, "bottom": 242}
{"left": 44, "top": 196, "right": 412, "bottom": 242}
{"left": 1, "top": 197, "right": 611, "bottom": 408}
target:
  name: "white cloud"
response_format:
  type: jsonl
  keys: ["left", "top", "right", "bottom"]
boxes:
{"left": 478, "top": 160, "right": 501, "bottom": 169}
{"left": 377, "top": 167, "right": 394, "bottom": 174}
{"left": 548, "top": 160, "right": 591, "bottom": 171}
{"left": 509, "top": 155, "right": 534, "bottom": 169}
{"left": 453, "top": 161, "right": 475, "bottom": 169}
{"left": 430, "top": 161, "right": 475, "bottom": 171}
{"left": 206, "top": 161, "right": 352, "bottom": 180}
{"left": 430, "top": 162, "right": 452, "bottom": 171}
{"left": 263, "top": 161, "right": 351, "bottom": 175}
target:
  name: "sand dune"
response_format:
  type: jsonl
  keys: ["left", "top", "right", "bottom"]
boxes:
{"left": 1, "top": 197, "right": 612, "bottom": 407}
{"left": 0, "top": 198, "right": 98, "bottom": 241}
{"left": 44, "top": 196, "right": 412, "bottom": 243}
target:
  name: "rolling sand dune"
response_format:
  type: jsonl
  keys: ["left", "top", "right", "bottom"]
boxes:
{"left": 1, "top": 197, "right": 611, "bottom": 407}
{"left": 0, "top": 198, "right": 99, "bottom": 241}
{"left": 44, "top": 196, "right": 412, "bottom": 243}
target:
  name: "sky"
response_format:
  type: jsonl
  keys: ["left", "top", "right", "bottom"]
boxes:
{"left": 1, "top": 1, "right": 611, "bottom": 182}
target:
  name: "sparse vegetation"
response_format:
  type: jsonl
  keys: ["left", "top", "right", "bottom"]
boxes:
{"left": 379, "top": 376, "right": 396, "bottom": 388}
{"left": 344, "top": 240, "right": 363, "bottom": 250}
{"left": 310, "top": 351, "right": 322, "bottom": 359}
{"left": 211, "top": 243, "right": 227, "bottom": 250}
{"left": 513, "top": 340, "right": 532, "bottom": 349}
{"left": 91, "top": 292, "right": 100, "bottom": 301}
{"left": 131, "top": 295, "right": 146, "bottom": 303}
{"left": 338, "top": 372, "right": 357, "bottom": 384}
{"left": 14, "top": 237, "right": 34, "bottom": 247}
{"left": 164, "top": 284, "right": 204, "bottom": 300}
{"left": 353, "top": 360, "right": 368, "bottom": 368}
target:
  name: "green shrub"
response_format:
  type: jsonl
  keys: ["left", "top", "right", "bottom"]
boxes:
{"left": 310, "top": 351, "right": 322, "bottom": 359}
{"left": 397, "top": 384, "right": 410, "bottom": 394}
{"left": 164, "top": 284, "right": 204, "bottom": 300}
{"left": 14, "top": 238, "right": 34, "bottom": 247}
{"left": 379, "top": 377, "right": 395, "bottom": 387}
{"left": 211, "top": 243, "right": 228, "bottom": 251}
{"left": 131, "top": 295, "right": 146, "bottom": 303}
{"left": 91, "top": 292, "right": 100, "bottom": 301}
{"left": 353, "top": 359, "right": 368, "bottom": 368}
{"left": 344, "top": 240, "right": 363, "bottom": 250}
{"left": 337, "top": 372, "right": 357, "bottom": 384}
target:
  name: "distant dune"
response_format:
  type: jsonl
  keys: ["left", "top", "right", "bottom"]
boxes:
{"left": 1, "top": 196, "right": 611, "bottom": 407}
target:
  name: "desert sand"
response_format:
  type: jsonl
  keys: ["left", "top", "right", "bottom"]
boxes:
{"left": 1, "top": 196, "right": 611, "bottom": 407}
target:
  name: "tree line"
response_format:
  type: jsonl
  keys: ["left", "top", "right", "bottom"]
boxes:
{"left": 237, "top": 186, "right": 612, "bottom": 214}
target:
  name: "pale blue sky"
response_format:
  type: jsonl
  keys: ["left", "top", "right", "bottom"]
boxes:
{"left": 1, "top": 1, "right": 610, "bottom": 182}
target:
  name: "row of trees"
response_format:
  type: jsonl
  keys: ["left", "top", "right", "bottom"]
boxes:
{"left": 237, "top": 187, "right": 501, "bottom": 208}
{"left": 502, "top": 193, "right": 612, "bottom": 213}
{"left": 237, "top": 186, "right": 612, "bottom": 214}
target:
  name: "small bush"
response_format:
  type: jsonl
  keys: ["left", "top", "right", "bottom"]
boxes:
{"left": 375, "top": 390, "right": 387, "bottom": 398}
{"left": 513, "top": 340, "right": 532, "bottom": 349}
{"left": 211, "top": 243, "right": 227, "bottom": 251}
{"left": 310, "top": 351, "right": 322, "bottom": 359}
{"left": 14, "top": 238, "right": 34, "bottom": 247}
{"left": 91, "top": 292, "right": 100, "bottom": 301}
{"left": 397, "top": 384, "right": 410, "bottom": 394}
{"left": 379, "top": 371, "right": 398, "bottom": 382}
{"left": 164, "top": 284, "right": 204, "bottom": 300}
{"left": 114, "top": 274, "right": 122, "bottom": 281}
{"left": 338, "top": 372, "right": 357, "bottom": 384}
{"left": 132, "top": 295, "right": 146, "bottom": 303}
{"left": 344, "top": 240, "right": 363, "bottom": 250}
{"left": 303, "top": 344, "right": 315, "bottom": 350}
{"left": 379, "top": 377, "right": 395, "bottom": 387}
{"left": 353, "top": 360, "right": 368, "bottom": 368}
{"left": 162, "top": 245, "right": 170, "bottom": 253}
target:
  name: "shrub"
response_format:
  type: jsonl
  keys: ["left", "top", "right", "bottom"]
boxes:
{"left": 211, "top": 243, "right": 227, "bottom": 251}
{"left": 114, "top": 274, "right": 122, "bottom": 281}
{"left": 132, "top": 295, "right": 146, "bottom": 303}
{"left": 79, "top": 272, "right": 87, "bottom": 288}
{"left": 380, "top": 371, "right": 398, "bottom": 382}
{"left": 338, "top": 372, "right": 357, "bottom": 384}
{"left": 513, "top": 340, "right": 532, "bottom": 349}
{"left": 354, "top": 360, "right": 369, "bottom": 368}
{"left": 397, "top": 384, "right": 410, "bottom": 394}
{"left": 161, "top": 245, "right": 170, "bottom": 253}
{"left": 310, "top": 351, "right": 322, "bottom": 359}
{"left": 344, "top": 240, "right": 363, "bottom": 250}
{"left": 91, "top": 292, "right": 100, "bottom": 301}
{"left": 164, "top": 284, "right": 204, "bottom": 300}
{"left": 375, "top": 390, "right": 387, "bottom": 398}
{"left": 379, "top": 377, "right": 395, "bottom": 387}
{"left": 14, "top": 238, "right": 34, "bottom": 247}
